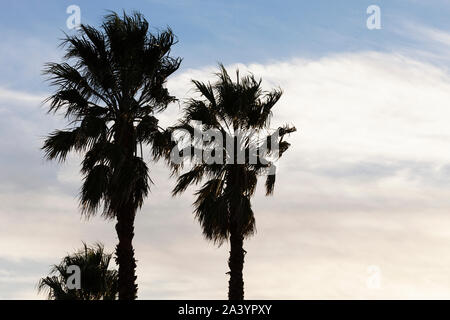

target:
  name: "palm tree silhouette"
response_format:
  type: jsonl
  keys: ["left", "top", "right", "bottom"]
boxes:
{"left": 42, "top": 11, "right": 181, "bottom": 299}
{"left": 170, "top": 65, "right": 295, "bottom": 299}
{"left": 38, "top": 243, "right": 118, "bottom": 300}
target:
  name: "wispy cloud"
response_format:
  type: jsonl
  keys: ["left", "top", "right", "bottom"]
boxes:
{"left": 412, "top": 24, "right": 450, "bottom": 47}
{"left": 0, "top": 88, "right": 45, "bottom": 103}
{"left": 393, "top": 21, "right": 450, "bottom": 66}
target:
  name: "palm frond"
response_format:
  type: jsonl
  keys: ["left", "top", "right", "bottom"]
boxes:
{"left": 80, "top": 164, "right": 111, "bottom": 217}
{"left": 42, "top": 129, "right": 79, "bottom": 162}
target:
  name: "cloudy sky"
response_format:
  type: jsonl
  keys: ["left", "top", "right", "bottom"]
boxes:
{"left": 2, "top": 0, "right": 450, "bottom": 299}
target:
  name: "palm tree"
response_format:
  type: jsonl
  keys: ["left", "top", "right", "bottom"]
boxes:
{"left": 42, "top": 11, "right": 181, "bottom": 299}
{"left": 38, "top": 243, "right": 118, "bottom": 300}
{"left": 170, "top": 65, "right": 295, "bottom": 299}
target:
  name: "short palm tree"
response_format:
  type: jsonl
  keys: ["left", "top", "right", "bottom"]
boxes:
{"left": 38, "top": 243, "right": 118, "bottom": 300}
{"left": 171, "top": 65, "right": 295, "bottom": 299}
{"left": 42, "top": 11, "right": 181, "bottom": 299}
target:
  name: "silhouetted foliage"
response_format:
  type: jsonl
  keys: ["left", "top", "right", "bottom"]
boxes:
{"left": 38, "top": 243, "right": 118, "bottom": 300}
{"left": 170, "top": 65, "right": 295, "bottom": 300}
{"left": 42, "top": 11, "right": 181, "bottom": 299}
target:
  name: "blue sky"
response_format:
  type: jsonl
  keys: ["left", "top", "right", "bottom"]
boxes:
{"left": 2, "top": 0, "right": 450, "bottom": 92}
{"left": 2, "top": 1, "right": 450, "bottom": 299}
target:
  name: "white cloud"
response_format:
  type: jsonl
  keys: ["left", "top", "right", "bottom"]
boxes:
{"left": 394, "top": 22, "right": 450, "bottom": 66}
{"left": 2, "top": 51, "right": 450, "bottom": 298}
{"left": 0, "top": 88, "right": 45, "bottom": 103}
{"left": 409, "top": 24, "right": 450, "bottom": 47}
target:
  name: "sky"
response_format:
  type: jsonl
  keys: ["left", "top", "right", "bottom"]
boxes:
{"left": 1, "top": 0, "right": 450, "bottom": 299}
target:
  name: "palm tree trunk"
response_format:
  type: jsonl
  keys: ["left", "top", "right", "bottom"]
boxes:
{"left": 114, "top": 118, "right": 138, "bottom": 300}
{"left": 115, "top": 200, "right": 138, "bottom": 300}
{"left": 228, "top": 224, "right": 245, "bottom": 300}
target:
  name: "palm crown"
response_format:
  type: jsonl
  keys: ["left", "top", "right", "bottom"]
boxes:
{"left": 173, "top": 65, "right": 295, "bottom": 243}
{"left": 38, "top": 243, "right": 118, "bottom": 300}
{"left": 42, "top": 11, "right": 181, "bottom": 299}
{"left": 43, "top": 12, "right": 180, "bottom": 217}
{"left": 171, "top": 66, "right": 295, "bottom": 299}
